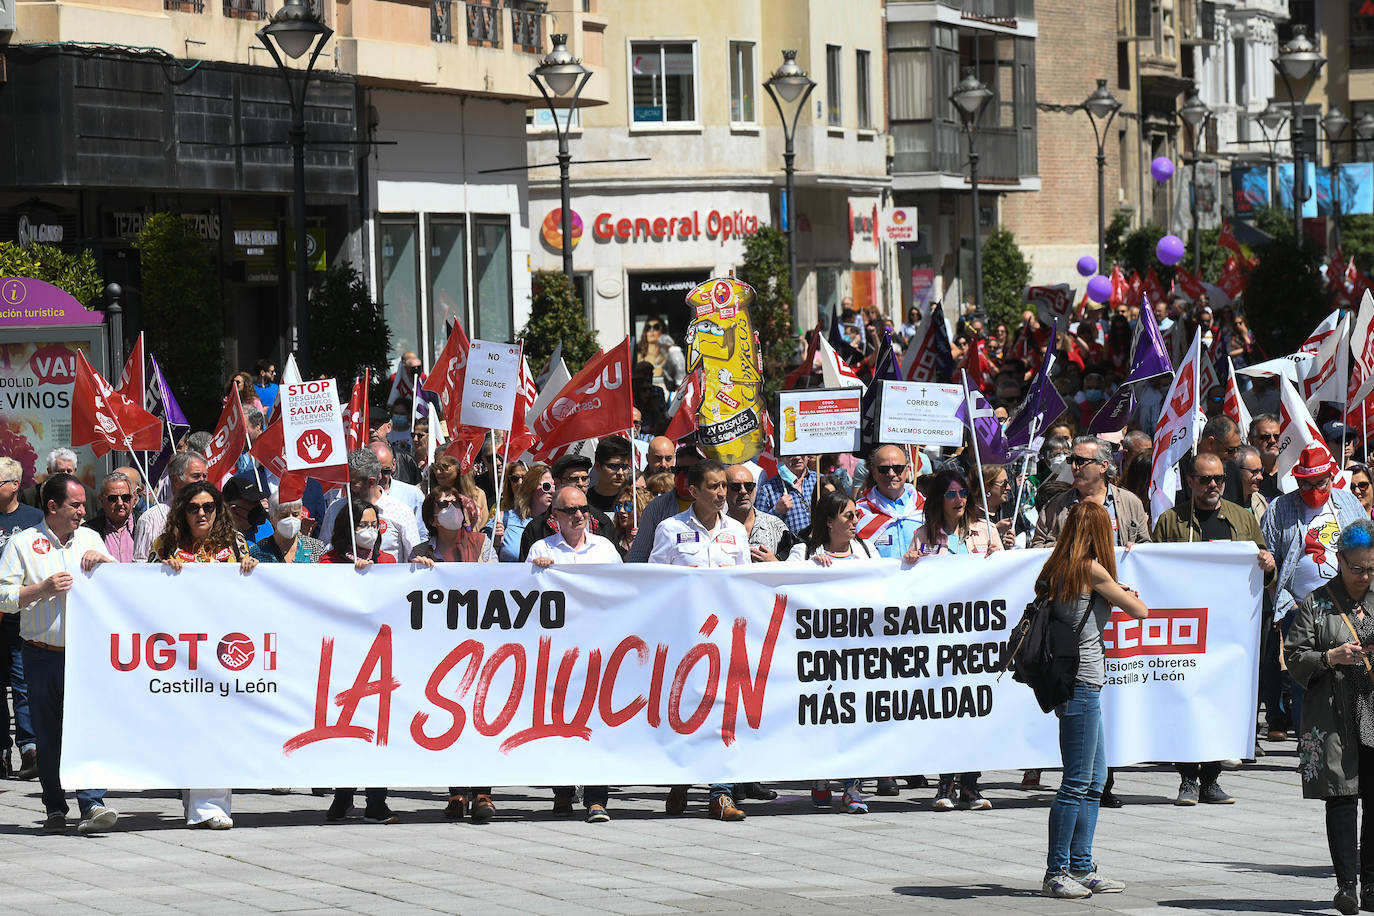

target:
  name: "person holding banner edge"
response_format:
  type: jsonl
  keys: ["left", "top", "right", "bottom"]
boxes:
{"left": 1037, "top": 500, "right": 1149, "bottom": 899}
{"left": 1284, "top": 518, "right": 1374, "bottom": 915}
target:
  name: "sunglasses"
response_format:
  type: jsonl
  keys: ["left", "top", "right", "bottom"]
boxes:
{"left": 1067, "top": 455, "right": 1101, "bottom": 468}
{"left": 727, "top": 481, "right": 756, "bottom": 493}
{"left": 613, "top": 501, "right": 634, "bottom": 513}
{"left": 1353, "top": 481, "right": 1371, "bottom": 492}
{"left": 944, "top": 488, "right": 970, "bottom": 500}
{"left": 875, "top": 464, "right": 908, "bottom": 476}
{"left": 538, "top": 481, "right": 554, "bottom": 492}
{"left": 602, "top": 463, "right": 631, "bottom": 473}
{"left": 1192, "top": 474, "right": 1226, "bottom": 486}
{"left": 187, "top": 502, "right": 216, "bottom": 515}
{"left": 645, "top": 323, "right": 663, "bottom": 331}
{"left": 554, "top": 505, "right": 589, "bottom": 516}
{"left": 1254, "top": 433, "right": 1280, "bottom": 442}
{"left": 105, "top": 494, "right": 134, "bottom": 503}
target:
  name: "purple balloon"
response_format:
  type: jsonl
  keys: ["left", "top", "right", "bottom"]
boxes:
{"left": 1151, "top": 156, "right": 1175, "bottom": 183}
{"left": 1156, "top": 234, "right": 1186, "bottom": 266}
{"left": 1076, "top": 256, "right": 1097, "bottom": 277}
{"left": 1087, "top": 275, "right": 1114, "bottom": 303}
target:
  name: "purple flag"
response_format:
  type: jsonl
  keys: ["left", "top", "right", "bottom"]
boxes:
{"left": 860, "top": 330, "right": 902, "bottom": 452}
{"left": 141, "top": 355, "right": 191, "bottom": 490}
{"left": 956, "top": 372, "right": 1011, "bottom": 464}
{"left": 1005, "top": 320, "right": 1068, "bottom": 453}
{"left": 1087, "top": 297, "right": 1172, "bottom": 434}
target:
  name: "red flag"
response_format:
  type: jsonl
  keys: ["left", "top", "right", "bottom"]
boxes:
{"left": 963, "top": 337, "right": 996, "bottom": 390}
{"left": 1218, "top": 256, "right": 1248, "bottom": 301}
{"left": 532, "top": 337, "right": 634, "bottom": 456}
{"left": 203, "top": 386, "right": 248, "bottom": 487}
{"left": 504, "top": 357, "right": 541, "bottom": 460}
{"left": 70, "top": 350, "right": 162, "bottom": 457}
{"left": 248, "top": 412, "right": 310, "bottom": 502}
{"left": 344, "top": 370, "right": 369, "bottom": 452}
{"left": 1127, "top": 270, "right": 1143, "bottom": 306}
{"left": 1143, "top": 266, "right": 1166, "bottom": 305}
{"left": 1109, "top": 265, "right": 1128, "bottom": 307}
{"left": 663, "top": 369, "right": 705, "bottom": 442}
{"left": 422, "top": 322, "right": 472, "bottom": 424}
{"left": 784, "top": 323, "right": 822, "bottom": 390}
{"left": 443, "top": 426, "right": 487, "bottom": 472}
{"left": 1175, "top": 265, "right": 1206, "bottom": 301}
{"left": 115, "top": 333, "right": 145, "bottom": 403}
{"left": 756, "top": 410, "right": 778, "bottom": 478}
{"left": 1218, "top": 220, "right": 1244, "bottom": 258}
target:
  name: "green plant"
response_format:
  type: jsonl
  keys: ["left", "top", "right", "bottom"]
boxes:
{"left": 1340, "top": 214, "right": 1374, "bottom": 275}
{"left": 520, "top": 270, "right": 600, "bottom": 373}
{"left": 309, "top": 262, "right": 391, "bottom": 405}
{"left": 136, "top": 214, "right": 223, "bottom": 426}
{"left": 0, "top": 242, "right": 102, "bottom": 306}
{"left": 1102, "top": 209, "right": 1134, "bottom": 270}
{"left": 1243, "top": 236, "right": 1326, "bottom": 358}
{"left": 736, "top": 224, "right": 795, "bottom": 403}
{"left": 980, "top": 227, "right": 1031, "bottom": 333}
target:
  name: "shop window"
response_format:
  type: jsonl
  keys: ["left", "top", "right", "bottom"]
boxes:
{"left": 856, "top": 50, "right": 872, "bottom": 130}
{"left": 427, "top": 216, "right": 466, "bottom": 365}
{"left": 826, "top": 44, "right": 843, "bottom": 126}
{"left": 380, "top": 216, "right": 422, "bottom": 361}
{"left": 729, "top": 40, "right": 756, "bottom": 124}
{"left": 630, "top": 41, "right": 697, "bottom": 124}
{"left": 472, "top": 216, "right": 513, "bottom": 343}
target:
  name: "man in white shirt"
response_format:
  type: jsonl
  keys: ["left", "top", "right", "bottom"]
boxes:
{"left": 320, "top": 449, "right": 420, "bottom": 561}
{"left": 0, "top": 474, "right": 117, "bottom": 834}
{"left": 649, "top": 459, "right": 751, "bottom": 568}
{"left": 530, "top": 486, "right": 622, "bottom": 567}
{"left": 369, "top": 441, "right": 427, "bottom": 541}
{"left": 648, "top": 458, "right": 750, "bottom": 822}
{"left": 529, "top": 485, "right": 618, "bottom": 823}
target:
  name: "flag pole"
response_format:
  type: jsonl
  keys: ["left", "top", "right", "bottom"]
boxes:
{"left": 1009, "top": 414, "right": 1039, "bottom": 533}
{"left": 625, "top": 427, "right": 639, "bottom": 530}
{"left": 961, "top": 370, "right": 998, "bottom": 552}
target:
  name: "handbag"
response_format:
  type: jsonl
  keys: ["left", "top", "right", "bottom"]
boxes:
{"left": 1001, "top": 588, "right": 1095, "bottom": 713}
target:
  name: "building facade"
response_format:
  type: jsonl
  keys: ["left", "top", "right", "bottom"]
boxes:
{"left": 526, "top": 0, "right": 890, "bottom": 351}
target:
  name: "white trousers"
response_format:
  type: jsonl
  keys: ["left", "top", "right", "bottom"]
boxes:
{"left": 184, "top": 788, "right": 232, "bottom": 824}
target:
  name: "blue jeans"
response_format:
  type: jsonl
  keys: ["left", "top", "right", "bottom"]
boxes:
{"left": 1046, "top": 683, "right": 1107, "bottom": 878}
{"left": 23, "top": 645, "right": 104, "bottom": 816}
{"left": 0, "top": 615, "right": 34, "bottom": 753}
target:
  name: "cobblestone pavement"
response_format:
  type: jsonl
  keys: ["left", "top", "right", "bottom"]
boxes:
{"left": 0, "top": 738, "right": 1339, "bottom": 915}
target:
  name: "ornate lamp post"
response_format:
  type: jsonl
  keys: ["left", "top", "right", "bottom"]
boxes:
{"left": 1322, "top": 106, "right": 1350, "bottom": 252}
{"left": 1255, "top": 102, "right": 1289, "bottom": 207}
{"left": 1273, "top": 25, "right": 1327, "bottom": 242}
{"left": 1082, "top": 79, "right": 1122, "bottom": 270}
{"left": 530, "top": 34, "right": 593, "bottom": 280}
{"left": 950, "top": 67, "right": 994, "bottom": 312}
{"left": 763, "top": 50, "right": 816, "bottom": 324}
{"left": 1177, "top": 85, "right": 1211, "bottom": 275}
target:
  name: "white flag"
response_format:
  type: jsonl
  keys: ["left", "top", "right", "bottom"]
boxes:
{"left": 282, "top": 354, "right": 303, "bottom": 385}
{"left": 1148, "top": 330, "right": 1204, "bottom": 522}
{"left": 818, "top": 335, "right": 864, "bottom": 389}
{"left": 1300, "top": 310, "right": 1350, "bottom": 410}
{"left": 1275, "top": 375, "right": 1324, "bottom": 492}
{"left": 1349, "top": 289, "right": 1374, "bottom": 410}
{"left": 528, "top": 359, "right": 572, "bottom": 424}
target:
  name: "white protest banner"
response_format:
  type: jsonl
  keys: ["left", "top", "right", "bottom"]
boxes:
{"left": 776, "top": 388, "right": 862, "bottom": 454}
{"left": 877, "top": 380, "right": 964, "bottom": 446}
{"left": 879, "top": 207, "right": 918, "bottom": 242}
{"left": 63, "top": 543, "right": 1259, "bottom": 788}
{"left": 460, "top": 339, "right": 521, "bottom": 431}
{"left": 280, "top": 379, "right": 346, "bottom": 472}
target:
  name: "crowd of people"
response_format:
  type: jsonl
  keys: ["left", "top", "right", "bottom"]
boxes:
{"left": 0, "top": 289, "right": 1364, "bottom": 910}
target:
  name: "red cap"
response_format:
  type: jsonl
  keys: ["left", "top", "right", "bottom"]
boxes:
{"left": 1292, "top": 442, "right": 1337, "bottom": 480}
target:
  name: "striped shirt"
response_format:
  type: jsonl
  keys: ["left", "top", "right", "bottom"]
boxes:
{"left": 0, "top": 522, "right": 109, "bottom": 647}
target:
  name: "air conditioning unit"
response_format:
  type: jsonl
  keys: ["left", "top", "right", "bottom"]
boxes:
{"left": 0, "top": 0, "right": 15, "bottom": 33}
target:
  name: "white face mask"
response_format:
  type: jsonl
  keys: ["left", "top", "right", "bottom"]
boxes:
{"left": 274, "top": 516, "right": 301, "bottom": 540}
{"left": 436, "top": 505, "right": 463, "bottom": 531}
{"left": 355, "top": 527, "right": 379, "bottom": 550}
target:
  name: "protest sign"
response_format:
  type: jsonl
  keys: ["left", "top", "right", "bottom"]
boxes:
{"left": 775, "top": 388, "right": 862, "bottom": 454}
{"left": 460, "top": 339, "right": 521, "bottom": 431}
{"left": 63, "top": 543, "right": 1259, "bottom": 788}
{"left": 877, "top": 380, "right": 964, "bottom": 446}
{"left": 281, "top": 379, "right": 347, "bottom": 472}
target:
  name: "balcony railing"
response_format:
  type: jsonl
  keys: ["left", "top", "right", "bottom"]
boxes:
{"left": 432, "top": 0, "right": 454, "bottom": 43}
{"left": 891, "top": 122, "right": 1033, "bottom": 180}
{"left": 927, "top": 0, "right": 1034, "bottom": 21}
{"left": 467, "top": 0, "right": 501, "bottom": 47}
{"left": 223, "top": 0, "right": 266, "bottom": 19}
{"left": 510, "top": 0, "right": 545, "bottom": 53}
{"left": 165, "top": 0, "right": 205, "bottom": 12}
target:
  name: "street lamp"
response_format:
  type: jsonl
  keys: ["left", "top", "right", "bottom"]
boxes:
{"left": 1322, "top": 106, "right": 1350, "bottom": 252}
{"left": 530, "top": 34, "right": 593, "bottom": 281}
{"left": 1255, "top": 102, "right": 1289, "bottom": 207}
{"left": 1273, "top": 25, "right": 1327, "bottom": 242}
{"left": 1358, "top": 112, "right": 1374, "bottom": 164}
{"left": 258, "top": 0, "right": 333, "bottom": 374}
{"left": 763, "top": 50, "right": 816, "bottom": 325}
{"left": 1177, "top": 85, "right": 1211, "bottom": 275}
{"left": 950, "top": 67, "right": 993, "bottom": 313}
{"left": 1081, "top": 78, "right": 1122, "bottom": 270}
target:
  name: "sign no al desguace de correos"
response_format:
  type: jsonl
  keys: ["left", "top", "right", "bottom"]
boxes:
{"left": 0, "top": 277, "right": 106, "bottom": 494}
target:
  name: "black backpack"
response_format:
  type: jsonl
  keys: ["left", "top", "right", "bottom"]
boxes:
{"left": 1001, "top": 587, "right": 1095, "bottom": 713}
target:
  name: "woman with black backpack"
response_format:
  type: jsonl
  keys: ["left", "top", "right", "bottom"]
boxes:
{"left": 1037, "top": 500, "right": 1148, "bottom": 899}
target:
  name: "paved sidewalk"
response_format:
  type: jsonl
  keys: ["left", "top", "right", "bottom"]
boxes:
{"left": 0, "top": 738, "right": 1339, "bottom": 915}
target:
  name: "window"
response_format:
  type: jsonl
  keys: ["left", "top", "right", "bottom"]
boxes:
{"left": 1354, "top": 0, "right": 1374, "bottom": 69}
{"left": 472, "top": 216, "right": 513, "bottom": 342}
{"left": 426, "top": 216, "right": 466, "bottom": 364}
{"left": 729, "top": 40, "right": 756, "bottom": 123}
{"left": 826, "top": 44, "right": 842, "bottom": 126}
{"left": 630, "top": 41, "right": 697, "bottom": 123}
{"left": 379, "top": 217, "right": 421, "bottom": 360}
{"left": 856, "top": 50, "right": 872, "bottom": 130}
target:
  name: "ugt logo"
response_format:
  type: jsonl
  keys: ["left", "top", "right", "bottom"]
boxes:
{"left": 110, "top": 632, "right": 279, "bottom": 672}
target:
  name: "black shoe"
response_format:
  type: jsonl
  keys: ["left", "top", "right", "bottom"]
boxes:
{"left": 875, "top": 777, "right": 900, "bottom": 796}
{"left": 1359, "top": 876, "right": 1374, "bottom": 912}
{"left": 903, "top": 775, "right": 929, "bottom": 789}
{"left": 1100, "top": 791, "right": 1124, "bottom": 809}
{"left": 740, "top": 782, "right": 778, "bottom": 801}
{"left": 1336, "top": 881, "right": 1359, "bottom": 916}
{"left": 326, "top": 795, "right": 353, "bottom": 822}
{"left": 16, "top": 749, "right": 36, "bottom": 780}
{"left": 0, "top": 751, "right": 11, "bottom": 779}
{"left": 552, "top": 795, "right": 575, "bottom": 816}
{"left": 42, "top": 811, "right": 66, "bottom": 833}
{"left": 363, "top": 804, "right": 399, "bottom": 825}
